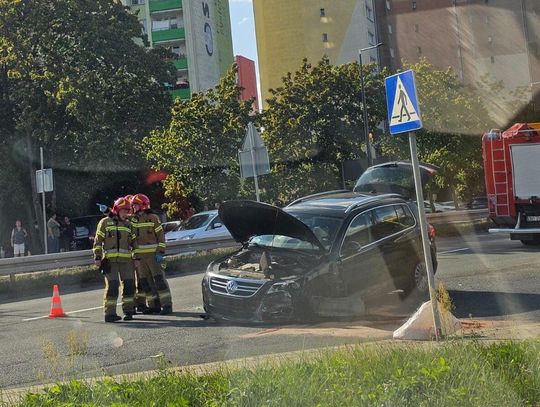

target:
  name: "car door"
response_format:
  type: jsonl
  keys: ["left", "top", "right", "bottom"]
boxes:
{"left": 338, "top": 210, "right": 387, "bottom": 297}
{"left": 371, "top": 205, "right": 418, "bottom": 291}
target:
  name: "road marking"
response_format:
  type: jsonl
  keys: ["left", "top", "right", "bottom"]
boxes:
{"left": 438, "top": 247, "right": 470, "bottom": 255}
{"left": 22, "top": 303, "right": 122, "bottom": 322}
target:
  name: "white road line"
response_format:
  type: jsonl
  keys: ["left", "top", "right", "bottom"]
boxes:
{"left": 438, "top": 247, "right": 470, "bottom": 255}
{"left": 22, "top": 303, "right": 121, "bottom": 322}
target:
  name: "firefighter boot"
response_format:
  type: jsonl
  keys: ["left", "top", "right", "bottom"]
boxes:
{"left": 105, "top": 315, "right": 122, "bottom": 323}
{"left": 160, "top": 305, "right": 172, "bottom": 315}
{"left": 123, "top": 312, "right": 134, "bottom": 321}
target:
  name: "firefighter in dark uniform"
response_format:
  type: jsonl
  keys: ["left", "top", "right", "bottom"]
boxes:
{"left": 130, "top": 193, "right": 173, "bottom": 315}
{"left": 93, "top": 197, "right": 138, "bottom": 322}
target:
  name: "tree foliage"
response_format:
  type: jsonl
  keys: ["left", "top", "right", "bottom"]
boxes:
{"left": 260, "top": 58, "right": 387, "bottom": 203}
{"left": 0, "top": 0, "right": 174, "bottom": 244}
{"left": 143, "top": 66, "right": 254, "bottom": 216}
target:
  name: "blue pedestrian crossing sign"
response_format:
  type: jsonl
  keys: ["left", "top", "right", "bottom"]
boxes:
{"left": 385, "top": 70, "right": 422, "bottom": 135}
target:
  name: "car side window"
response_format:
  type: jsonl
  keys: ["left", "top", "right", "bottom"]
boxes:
{"left": 211, "top": 216, "right": 222, "bottom": 229}
{"left": 342, "top": 212, "right": 374, "bottom": 253}
{"left": 396, "top": 205, "right": 416, "bottom": 228}
{"left": 372, "top": 206, "right": 403, "bottom": 240}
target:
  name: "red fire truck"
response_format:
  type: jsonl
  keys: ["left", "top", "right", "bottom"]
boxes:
{"left": 482, "top": 123, "right": 540, "bottom": 245}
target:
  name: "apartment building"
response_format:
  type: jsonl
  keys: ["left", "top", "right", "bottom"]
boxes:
{"left": 124, "top": 0, "right": 234, "bottom": 99}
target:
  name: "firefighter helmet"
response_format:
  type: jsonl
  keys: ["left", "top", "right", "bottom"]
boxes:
{"left": 132, "top": 193, "right": 150, "bottom": 211}
{"left": 124, "top": 194, "right": 134, "bottom": 203}
{"left": 111, "top": 197, "right": 131, "bottom": 214}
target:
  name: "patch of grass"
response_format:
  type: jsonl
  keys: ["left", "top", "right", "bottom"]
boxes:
{"left": 0, "top": 249, "right": 237, "bottom": 300}
{"left": 11, "top": 340, "right": 540, "bottom": 407}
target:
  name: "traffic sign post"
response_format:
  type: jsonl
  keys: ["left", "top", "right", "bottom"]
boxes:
{"left": 239, "top": 123, "right": 270, "bottom": 202}
{"left": 385, "top": 70, "right": 442, "bottom": 340}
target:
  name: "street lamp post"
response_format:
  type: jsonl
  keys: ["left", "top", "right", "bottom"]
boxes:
{"left": 359, "top": 42, "right": 384, "bottom": 167}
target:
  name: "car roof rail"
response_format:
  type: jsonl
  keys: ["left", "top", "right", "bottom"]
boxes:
{"left": 344, "top": 193, "right": 403, "bottom": 214}
{"left": 286, "top": 189, "right": 351, "bottom": 207}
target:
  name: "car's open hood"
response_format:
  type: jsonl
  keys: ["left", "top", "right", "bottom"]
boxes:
{"left": 219, "top": 200, "right": 326, "bottom": 252}
{"left": 353, "top": 161, "right": 439, "bottom": 199}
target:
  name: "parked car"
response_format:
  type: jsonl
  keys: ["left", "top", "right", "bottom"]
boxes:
{"left": 202, "top": 193, "right": 438, "bottom": 323}
{"left": 70, "top": 215, "right": 104, "bottom": 250}
{"left": 165, "top": 210, "right": 231, "bottom": 242}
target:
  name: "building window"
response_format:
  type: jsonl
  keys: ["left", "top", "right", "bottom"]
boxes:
{"left": 322, "top": 33, "right": 328, "bottom": 42}
{"left": 366, "top": 4, "right": 373, "bottom": 21}
{"left": 320, "top": 8, "right": 325, "bottom": 17}
{"left": 390, "top": 47, "right": 395, "bottom": 58}
{"left": 131, "top": 0, "right": 145, "bottom": 5}
{"left": 388, "top": 23, "right": 393, "bottom": 34}
{"left": 414, "top": 24, "right": 419, "bottom": 32}
{"left": 417, "top": 46, "right": 422, "bottom": 55}
{"left": 386, "top": 0, "right": 391, "bottom": 10}
{"left": 368, "top": 31, "right": 375, "bottom": 45}
{"left": 412, "top": 1, "right": 417, "bottom": 10}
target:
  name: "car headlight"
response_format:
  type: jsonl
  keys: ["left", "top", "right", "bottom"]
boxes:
{"left": 266, "top": 280, "right": 300, "bottom": 294}
{"left": 180, "top": 234, "right": 195, "bottom": 240}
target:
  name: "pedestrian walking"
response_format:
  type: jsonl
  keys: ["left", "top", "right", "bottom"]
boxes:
{"left": 47, "top": 214, "right": 61, "bottom": 253}
{"left": 61, "top": 216, "right": 76, "bottom": 252}
{"left": 11, "top": 220, "right": 28, "bottom": 257}
{"left": 93, "top": 197, "right": 138, "bottom": 322}
{"left": 130, "top": 193, "right": 172, "bottom": 315}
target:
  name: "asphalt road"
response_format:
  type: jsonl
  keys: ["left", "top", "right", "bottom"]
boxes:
{"left": 0, "top": 233, "right": 538, "bottom": 389}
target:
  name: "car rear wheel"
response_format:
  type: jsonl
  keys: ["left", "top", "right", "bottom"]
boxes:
{"left": 412, "top": 262, "right": 429, "bottom": 293}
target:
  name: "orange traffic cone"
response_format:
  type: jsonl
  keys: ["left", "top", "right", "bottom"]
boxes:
{"left": 48, "top": 284, "right": 66, "bottom": 318}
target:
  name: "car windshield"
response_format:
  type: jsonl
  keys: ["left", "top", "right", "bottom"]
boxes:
{"left": 250, "top": 212, "right": 342, "bottom": 251}
{"left": 177, "top": 214, "right": 212, "bottom": 231}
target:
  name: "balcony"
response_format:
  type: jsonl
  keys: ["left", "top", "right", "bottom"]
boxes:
{"left": 152, "top": 27, "right": 185, "bottom": 43}
{"left": 173, "top": 57, "right": 188, "bottom": 70}
{"left": 170, "top": 88, "right": 191, "bottom": 100}
{"left": 149, "top": 0, "right": 182, "bottom": 13}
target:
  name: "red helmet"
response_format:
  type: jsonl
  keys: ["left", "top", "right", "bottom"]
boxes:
{"left": 111, "top": 197, "right": 131, "bottom": 215}
{"left": 124, "top": 194, "right": 134, "bottom": 203}
{"left": 132, "top": 193, "right": 150, "bottom": 211}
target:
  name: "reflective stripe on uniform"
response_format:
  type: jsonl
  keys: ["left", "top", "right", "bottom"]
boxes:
{"left": 158, "top": 243, "right": 166, "bottom": 248}
{"left": 154, "top": 225, "right": 163, "bottom": 233}
{"left": 104, "top": 252, "right": 133, "bottom": 259}
{"left": 134, "top": 248, "right": 157, "bottom": 254}
{"left": 105, "top": 226, "right": 131, "bottom": 233}
{"left": 132, "top": 222, "right": 154, "bottom": 228}
{"left": 96, "top": 231, "right": 106, "bottom": 238}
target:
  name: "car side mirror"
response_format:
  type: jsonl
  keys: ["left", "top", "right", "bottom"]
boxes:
{"left": 341, "top": 240, "right": 362, "bottom": 257}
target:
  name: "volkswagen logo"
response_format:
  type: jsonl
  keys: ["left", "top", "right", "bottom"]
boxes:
{"left": 226, "top": 280, "right": 238, "bottom": 294}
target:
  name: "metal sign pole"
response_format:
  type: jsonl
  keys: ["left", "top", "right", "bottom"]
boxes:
{"left": 408, "top": 131, "right": 442, "bottom": 339}
{"left": 40, "top": 147, "right": 48, "bottom": 254}
{"left": 249, "top": 127, "right": 261, "bottom": 202}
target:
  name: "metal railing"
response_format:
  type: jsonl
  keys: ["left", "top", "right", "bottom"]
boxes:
{"left": 0, "top": 236, "right": 239, "bottom": 277}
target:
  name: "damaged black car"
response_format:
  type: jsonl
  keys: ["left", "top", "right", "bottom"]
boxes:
{"left": 202, "top": 192, "right": 437, "bottom": 323}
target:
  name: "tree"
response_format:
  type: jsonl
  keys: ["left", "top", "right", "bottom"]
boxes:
{"left": 0, "top": 0, "right": 175, "bottom": 245}
{"left": 143, "top": 66, "right": 254, "bottom": 216}
{"left": 260, "top": 58, "right": 387, "bottom": 203}
{"left": 378, "top": 59, "right": 493, "bottom": 204}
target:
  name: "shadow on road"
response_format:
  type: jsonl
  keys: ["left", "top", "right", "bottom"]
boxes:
{"left": 449, "top": 290, "right": 540, "bottom": 318}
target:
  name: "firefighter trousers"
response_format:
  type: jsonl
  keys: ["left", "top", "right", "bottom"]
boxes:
{"left": 103, "top": 261, "right": 136, "bottom": 316}
{"left": 136, "top": 253, "right": 172, "bottom": 308}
